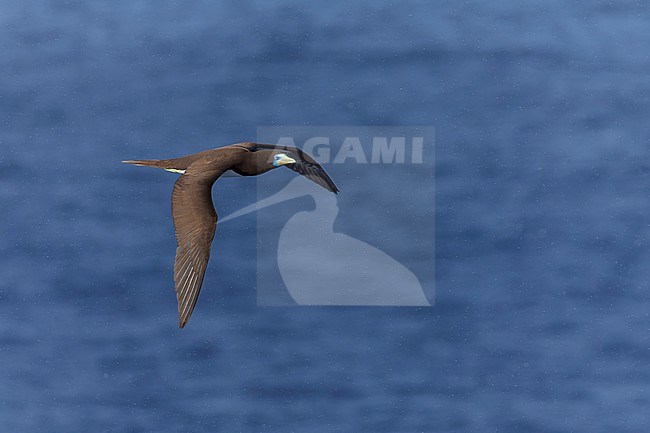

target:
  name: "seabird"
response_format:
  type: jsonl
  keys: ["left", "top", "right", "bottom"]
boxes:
{"left": 124, "top": 142, "right": 338, "bottom": 328}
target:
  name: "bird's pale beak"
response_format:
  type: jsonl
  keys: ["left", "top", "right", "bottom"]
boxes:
{"left": 276, "top": 155, "right": 297, "bottom": 166}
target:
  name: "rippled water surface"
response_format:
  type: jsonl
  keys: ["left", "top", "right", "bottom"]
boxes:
{"left": 1, "top": 1, "right": 650, "bottom": 432}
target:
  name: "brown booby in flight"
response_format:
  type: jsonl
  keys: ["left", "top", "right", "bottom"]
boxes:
{"left": 124, "top": 142, "right": 338, "bottom": 328}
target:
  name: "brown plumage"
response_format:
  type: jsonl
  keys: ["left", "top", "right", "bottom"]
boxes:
{"left": 124, "top": 142, "right": 338, "bottom": 328}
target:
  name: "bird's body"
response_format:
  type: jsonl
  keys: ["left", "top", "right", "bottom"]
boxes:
{"left": 124, "top": 142, "right": 338, "bottom": 328}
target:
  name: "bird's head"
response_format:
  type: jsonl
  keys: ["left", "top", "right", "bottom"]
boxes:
{"left": 272, "top": 153, "right": 297, "bottom": 167}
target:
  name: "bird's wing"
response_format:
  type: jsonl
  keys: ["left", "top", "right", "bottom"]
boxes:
{"left": 171, "top": 171, "right": 217, "bottom": 328}
{"left": 246, "top": 143, "right": 339, "bottom": 193}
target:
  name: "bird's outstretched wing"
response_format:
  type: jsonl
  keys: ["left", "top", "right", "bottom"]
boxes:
{"left": 246, "top": 142, "right": 339, "bottom": 193}
{"left": 171, "top": 171, "right": 217, "bottom": 328}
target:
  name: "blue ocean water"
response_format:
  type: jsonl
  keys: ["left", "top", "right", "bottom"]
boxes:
{"left": 1, "top": 1, "right": 649, "bottom": 432}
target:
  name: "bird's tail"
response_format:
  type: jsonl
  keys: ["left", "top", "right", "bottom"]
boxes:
{"left": 122, "top": 158, "right": 187, "bottom": 174}
{"left": 122, "top": 159, "right": 166, "bottom": 168}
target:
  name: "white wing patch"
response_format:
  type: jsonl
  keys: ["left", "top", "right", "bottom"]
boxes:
{"left": 165, "top": 168, "right": 239, "bottom": 176}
